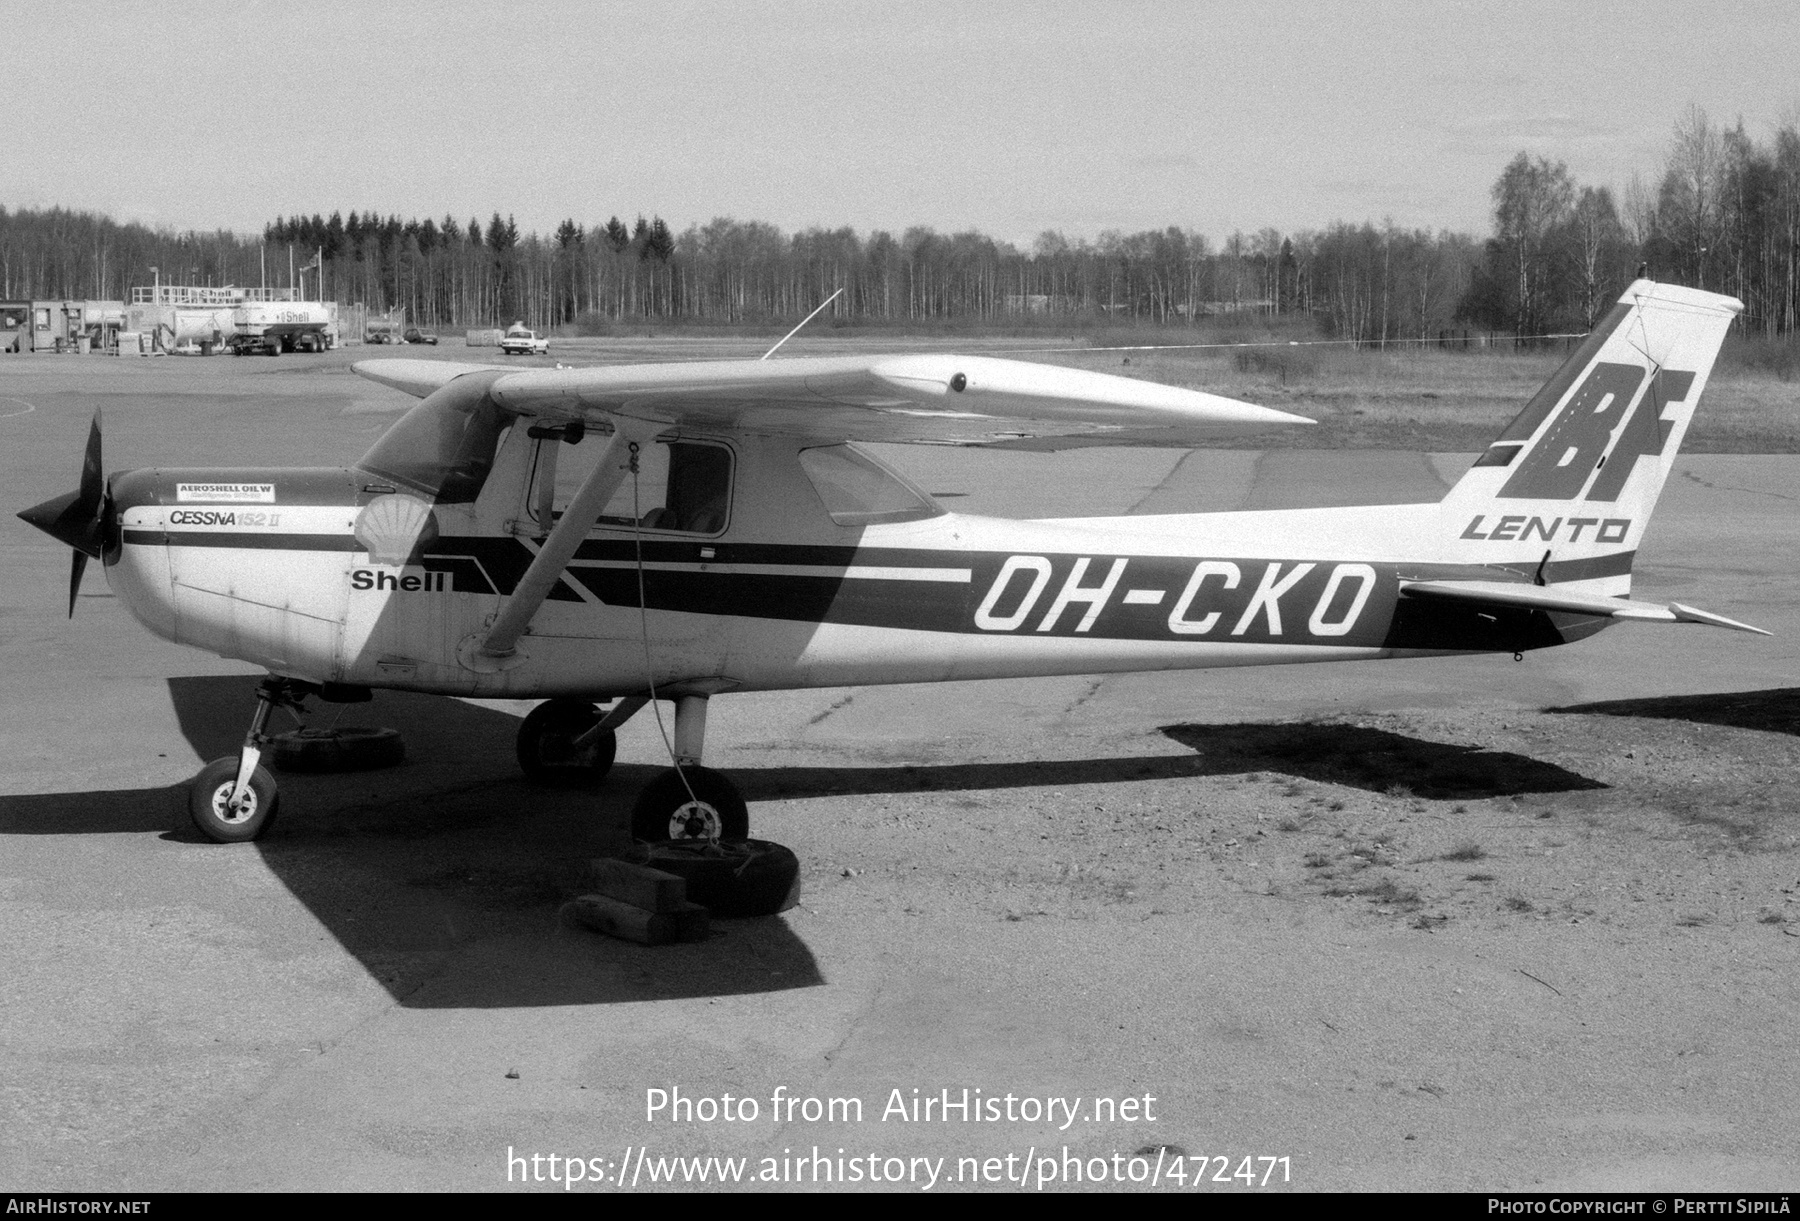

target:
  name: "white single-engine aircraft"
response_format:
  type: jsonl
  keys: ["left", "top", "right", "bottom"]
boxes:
{"left": 18, "top": 280, "right": 1766, "bottom": 851}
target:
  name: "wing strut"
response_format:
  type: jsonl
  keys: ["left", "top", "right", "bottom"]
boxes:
{"left": 480, "top": 424, "right": 639, "bottom": 659}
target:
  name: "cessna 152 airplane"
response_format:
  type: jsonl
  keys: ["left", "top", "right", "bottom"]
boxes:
{"left": 18, "top": 279, "right": 1765, "bottom": 850}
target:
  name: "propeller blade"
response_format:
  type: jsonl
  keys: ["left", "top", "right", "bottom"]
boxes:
{"left": 79, "top": 410, "right": 104, "bottom": 511}
{"left": 16, "top": 412, "right": 113, "bottom": 616}
{"left": 67, "top": 551, "right": 88, "bottom": 618}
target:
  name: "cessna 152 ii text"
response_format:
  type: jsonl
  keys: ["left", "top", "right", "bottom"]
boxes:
{"left": 18, "top": 280, "right": 1765, "bottom": 852}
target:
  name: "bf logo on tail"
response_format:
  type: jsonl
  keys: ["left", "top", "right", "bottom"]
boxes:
{"left": 1499, "top": 362, "right": 1697, "bottom": 501}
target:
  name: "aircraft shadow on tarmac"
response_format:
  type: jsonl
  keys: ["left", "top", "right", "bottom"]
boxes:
{"left": 733, "top": 722, "right": 1603, "bottom": 803}
{"left": 0, "top": 675, "right": 1604, "bottom": 1008}
{"left": 1159, "top": 721, "right": 1605, "bottom": 799}
{"left": 1547, "top": 687, "right": 1800, "bottom": 737}
{"left": 0, "top": 676, "right": 829, "bottom": 1009}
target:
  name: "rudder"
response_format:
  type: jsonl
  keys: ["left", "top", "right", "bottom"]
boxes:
{"left": 1438, "top": 279, "right": 1742, "bottom": 595}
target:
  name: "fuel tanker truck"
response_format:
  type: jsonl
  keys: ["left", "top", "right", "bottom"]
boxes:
{"left": 226, "top": 300, "right": 337, "bottom": 355}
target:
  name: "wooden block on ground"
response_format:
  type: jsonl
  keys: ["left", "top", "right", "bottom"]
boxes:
{"left": 590, "top": 857, "right": 689, "bottom": 913}
{"left": 565, "top": 894, "right": 709, "bottom": 945}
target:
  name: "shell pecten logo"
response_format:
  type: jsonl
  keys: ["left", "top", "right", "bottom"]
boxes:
{"left": 353, "top": 494, "right": 439, "bottom": 566}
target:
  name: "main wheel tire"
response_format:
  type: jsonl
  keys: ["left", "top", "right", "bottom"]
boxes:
{"left": 270, "top": 726, "right": 405, "bottom": 773}
{"left": 631, "top": 765, "right": 748, "bottom": 842}
{"left": 189, "top": 756, "right": 280, "bottom": 843}
{"left": 631, "top": 839, "right": 801, "bottom": 917}
{"left": 516, "top": 698, "right": 616, "bottom": 786}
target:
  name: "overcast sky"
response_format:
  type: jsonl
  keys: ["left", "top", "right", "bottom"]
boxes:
{"left": 4, "top": 0, "right": 1795, "bottom": 246}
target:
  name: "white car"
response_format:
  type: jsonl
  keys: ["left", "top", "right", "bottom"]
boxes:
{"left": 499, "top": 328, "right": 549, "bottom": 356}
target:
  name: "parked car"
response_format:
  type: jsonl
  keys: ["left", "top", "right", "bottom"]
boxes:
{"left": 403, "top": 327, "right": 439, "bottom": 345}
{"left": 499, "top": 327, "right": 549, "bottom": 356}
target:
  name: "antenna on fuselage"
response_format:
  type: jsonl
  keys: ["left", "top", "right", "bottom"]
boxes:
{"left": 760, "top": 288, "right": 845, "bottom": 360}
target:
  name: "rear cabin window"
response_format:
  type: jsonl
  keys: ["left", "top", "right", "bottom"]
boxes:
{"left": 798, "top": 444, "right": 942, "bottom": 526}
{"left": 532, "top": 435, "right": 733, "bottom": 534}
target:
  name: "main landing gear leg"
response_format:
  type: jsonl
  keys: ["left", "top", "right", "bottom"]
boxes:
{"left": 672, "top": 693, "right": 706, "bottom": 768}
{"left": 188, "top": 676, "right": 291, "bottom": 843}
{"left": 630, "top": 694, "right": 749, "bottom": 842}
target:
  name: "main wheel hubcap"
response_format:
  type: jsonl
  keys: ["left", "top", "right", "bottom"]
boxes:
{"left": 671, "top": 801, "right": 722, "bottom": 840}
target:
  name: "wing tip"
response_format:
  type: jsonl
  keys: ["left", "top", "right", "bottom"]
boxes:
{"left": 352, "top": 358, "right": 509, "bottom": 398}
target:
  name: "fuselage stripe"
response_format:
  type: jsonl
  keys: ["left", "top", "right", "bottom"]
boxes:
{"left": 565, "top": 559, "right": 972, "bottom": 582}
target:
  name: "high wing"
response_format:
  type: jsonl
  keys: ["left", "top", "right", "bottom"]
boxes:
{"left": 352, "top": 353, "right": 1312, "bottom": 445}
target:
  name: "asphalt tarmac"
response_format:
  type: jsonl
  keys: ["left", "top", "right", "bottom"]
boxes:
{"left": 2, "top": 351, "right": 1797, "bottom": 1192}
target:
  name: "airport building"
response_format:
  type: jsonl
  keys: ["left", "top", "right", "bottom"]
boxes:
{"left": 0, "top": 298, "right": 126, "bottom": 354}
{"left": 1, "top": 284, "right": 345, "bottom": 355}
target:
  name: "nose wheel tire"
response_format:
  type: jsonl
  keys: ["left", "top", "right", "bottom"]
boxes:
{"left": 631, "top": 765, "right": 748, "bottom": 843}
{"left": 189, "top": 757, "right": 280, "bottom": 843}
{"left": 516, "top": 698, "right": 616, "bottom": 786}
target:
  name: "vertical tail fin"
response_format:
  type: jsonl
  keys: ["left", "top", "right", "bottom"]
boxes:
{"left": 1438, "top": 280, "right": 1742, "bottom": 594}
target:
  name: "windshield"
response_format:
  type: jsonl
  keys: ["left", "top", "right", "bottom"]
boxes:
{"left": 798, "top": 443, "right": 942, "bottom": 525}
{"left": 356, "top": 371, "right": 513, "bottom": 503}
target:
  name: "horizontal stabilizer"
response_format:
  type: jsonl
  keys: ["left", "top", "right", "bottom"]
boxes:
{"left": 1665, "top": 601, "right": 1772, "bottom": 635}
{"left": 1400, "top": 580, "right": 1769, "bottom": 635}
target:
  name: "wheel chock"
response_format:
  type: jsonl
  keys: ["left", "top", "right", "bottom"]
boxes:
{"left": 564, "top": 894, "right": 709, "bottom": 945}
{"left": 590, "top": 857, "right": 690, "bottom": 913}
{"left": 564, "top": 857, "right": 711, "bottom": 944}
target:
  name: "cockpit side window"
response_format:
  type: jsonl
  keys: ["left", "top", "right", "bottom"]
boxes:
{"left": 661, "top": 443, "right": 732, "bottom": 533}
{"left": 798, "top": 444, "right": 942, "bottom": 525}
{"left": 356, "top": 372, "right": 512, "bottom": 503}
{"left": 530, "top": 435, "right": 733, "bottom": 534}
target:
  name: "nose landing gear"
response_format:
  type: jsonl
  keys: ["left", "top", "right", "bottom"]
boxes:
{"left": 187, "top": 675, "right": 295, "bottom": 842}
{"left": 186, "top": 676, "right": 397, "bottom": 841}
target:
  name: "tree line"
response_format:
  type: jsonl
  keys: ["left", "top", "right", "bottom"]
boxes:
{"left": 2, "top": 107, "right": 1794, "bottom": 342}
{"left": 1462, "top": 108, "right": 1800, "bottom": 339}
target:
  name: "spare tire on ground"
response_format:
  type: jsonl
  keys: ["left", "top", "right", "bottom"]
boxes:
{"left": 269, "top": 726, "right": 405, "bottom": 773}
{"left": 624, "top": 839, "right": 801, "bottom": 918}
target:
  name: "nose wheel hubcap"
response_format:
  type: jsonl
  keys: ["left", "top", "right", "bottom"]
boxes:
{"left": 210, "top": 784, "right": 258, "bottom": 825}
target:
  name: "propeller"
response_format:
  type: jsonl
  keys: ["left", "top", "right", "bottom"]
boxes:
{"left": 17, "top": 411, "right": 117, "bottom": 617}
